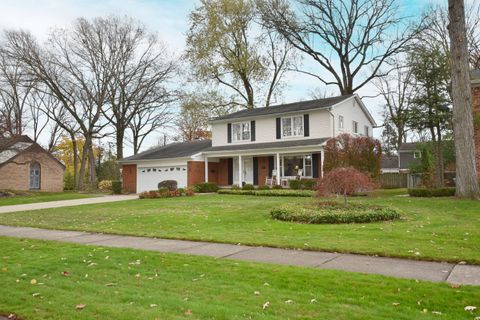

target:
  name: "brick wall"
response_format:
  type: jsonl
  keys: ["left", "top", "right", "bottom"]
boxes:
{"left": 122, "top": 164, "right": 137, "bottom": 193}
{"left": 0, "top": 149, "right": 64, "bottom": 192}
{"left": 473, "top": 85, "right": 480, "bottom": 177}
{"left": 187, "top": 161, "right": 219, "bottom": 187}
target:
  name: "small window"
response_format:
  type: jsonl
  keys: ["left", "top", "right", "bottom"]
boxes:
{"left": 232, "top": 122, "right": 250, "bottom": 142}
{"left": 339, "top": 116, "right": 344, "bottom": 129}
{"left": 29, "top": 161, "right": 41, "bottom": 190}
{"left": 281, "top": 115, "right": 303, "bottom": 137}
{"left": 413, "top": 151, "right": 422, "bottom": 159}
{"left": 352, "top": 121, "right": 358, "bottom": 134}
{"left": 364, "top": 125, "right": 369, "bottom": 136}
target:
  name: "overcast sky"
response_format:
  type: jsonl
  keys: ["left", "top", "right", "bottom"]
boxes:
{"left": 0, "top": 0, "right": 444, "bottom": 156}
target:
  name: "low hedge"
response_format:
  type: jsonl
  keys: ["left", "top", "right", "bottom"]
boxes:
{"left": 408, "top": 188, "right": 456, "bottom": 197}
{"left": 288, "top": 179, "right": 318, "bottom": 190}
{"left": 271, "top": 202, "right": 400, "bottom": 224}
{"left": 218, "top": 189, "right": 315, "bottom": 197}
{"left": 139, "top": 188, "right": 194, "bottom": 199}
{"left": 194, "top": 182, "right": 219, "bottom": 193}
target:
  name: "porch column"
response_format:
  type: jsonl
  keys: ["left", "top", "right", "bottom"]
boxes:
{"left": 320, "top": 149, "right": 325, "bottom": 178}
{"left": 204, "top": 156, "right": 209, "bottom": 182}
{"left": 238, "top": 155, "right": 243, "bottom": 186}
{"left": 276, "top": 153, "right": 280, "bottom": 185}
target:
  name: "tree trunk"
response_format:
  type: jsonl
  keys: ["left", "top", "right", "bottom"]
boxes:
{"left": 448, "top": 0, "right": 480, "bottom": 199}
{"left": 87, "top": 143, "right": 97, "bottom": 188}
{"left": 71, "top": 135, "right": 79, "bottom": 191}
{"left": 115, "top": 126, "right": 124, "bottom": 180}
{"left": 78, "top": 142, "right": 88, "bottom": 191}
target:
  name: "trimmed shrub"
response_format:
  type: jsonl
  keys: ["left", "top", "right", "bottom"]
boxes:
{"left": 158, "top": 180, "right": 178, "bottom": 191}
{"left": 98, "top": 180, "right": 113, "bottom": 191}
{"left": 408, "top": 188, "right": 456, "bottom": 197}
{"left": 257, "top": 185, "right": 271, "bottom": 190}
{"left": 231, "top": 184, "right": 241, "bottom": 190}
{"left": 185, "top": 188, "right": 195, "bottom": 196}
{"left": 289, "top": 179, "right": 318, "bottom": 190}
{"left": 272, "top": 185, "right": 283, "bottom": 190}
{"left": 271, "top": 202, "right": 400, "bottom": 224}
{"left": 139, "top": 188, "right": 194, "bottom": 199}
{"left": 218, "top": 189, "right": 314, "bottom": 197}
{"left": 194, "top": 182, "right": 219, "bottom": 193}
{"left": 242, "top": 184, "right": 255, "bottom": 190}
{"left": 111, "top": 180, "right": 122, "bottom": 194}
{"left": 177, "top": 188, "right": 186, "bottom": 195}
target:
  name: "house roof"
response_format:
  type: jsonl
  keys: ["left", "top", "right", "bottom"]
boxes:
{"left": 210, "top": 95, "right": 354, "bottom": 122}
{"left": 381, "top": 155, "right": 399, "bottom": 169}
{"left": 119, "top": 139, "right": 212, "bottom": 162}
{"left": 0, "top": 135, "right": 65, "bottom": 168}
{"left": 204, "top": 138, "right": 328, "bottom": 153}
{"left": 472, "top": 69, "right": 480, "bottom": 85}
{"left": 398, "top": 142, "right": 421, "bottom": 152}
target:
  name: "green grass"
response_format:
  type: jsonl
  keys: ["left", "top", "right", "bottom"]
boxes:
{"left": 0, "top": 236, "right": 478, "bottom": 319}
{"left": 0, "top": 191, "right": 479, "bottom": 264}
{"left": 0, "top": 191, "right": 101, "bottom": 206}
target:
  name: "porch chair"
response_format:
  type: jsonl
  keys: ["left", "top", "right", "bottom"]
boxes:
{"left": 265, "top": 170, "right": 277, "bottom": 186}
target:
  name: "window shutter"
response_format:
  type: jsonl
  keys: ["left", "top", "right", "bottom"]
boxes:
{"left": 304, "top": 114, "right": 310, "bottom": 137}
{"left": 253, "top": 157, "right": 258, "bottom": 185}
{"left": 312, "top": 153, "right": 319, "bottom": 178}
{"left": 268, "top": 156, "right": 274, "bottom": 176}
{"left": 227, "top": 158, "right": 233, "bottom": 185}
{"left": 251, "top": 120, "right": 256, "bottom": 141}
{"left": 227, "top": 123, "right": 232, "bottom": 143}
{"left": 276, "top": 118, "right": 281, "bottom": 139}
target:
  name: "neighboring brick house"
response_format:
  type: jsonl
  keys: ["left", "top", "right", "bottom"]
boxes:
{"left": 119, "top": 94, "right": 376, "bottom": 193}
{"left": 0, "top": 135, "right": 65, "bottom": 192}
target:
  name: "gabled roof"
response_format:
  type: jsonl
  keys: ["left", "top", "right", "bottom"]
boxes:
{"left": 381, "top": 155, "right": 399, "bottom": 169}
{"left": 0, "top": 135, "right": 65, "bottom": 168}
{"left": 119, "top": 139, "right": 212, "bottom": 162}
{"left": 210, "top": 95, "right": 354, "bottom": 122}
{"left": 204, "top": 138, "right": 328, "bottom": 153}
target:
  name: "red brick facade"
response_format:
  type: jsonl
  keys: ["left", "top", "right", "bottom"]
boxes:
{"left": 473, "top": 85, "right": 480, "bottom": 177}
{"left": 187, "top": 161, "right": 219, "bottom": 187}
{"left": 122, "top": 164, "right": 137, "bottom": 193}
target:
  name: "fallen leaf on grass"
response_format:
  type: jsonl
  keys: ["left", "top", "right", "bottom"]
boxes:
{"left": 32, "top": 293, "right": 40, "bottom": 297}
{"left": 262, "top": 302, "right": 270, "bottom": 310}
{"left": 105, "top": 283, "right": 117, "bottom": 287}
{"left": 76, "top": 304, "right": 86, "bottom": 310}
{"left": 30, "top": 279, "right": 37, "bottom": 285}
{"left": 184, "top": 309, "right": 192, "bottom": 315}
{"left": 150, "top": 304, "right": 157, "bottom": 308}
{"left": 310, "top": 299, "right": 317, "bottom": 304}
{"left": 284, "top": 300, "right": 293, "bottom": 304}
{"left": 450, "top": 283, "right": 461, "bottom": 289}
{"left": 62, "top": 271, "right": 70, "bottom": 277}
{"left": 254, "top": 291, "right": 260, "bottom": 295}
{"left": 392, "top": 302, "right": 400, "bottom": 306}
{"left": 431, "top": 311, "right": 442, "bottom": 315}
{"left": 464, "top": 306, "right": 477, "bottom": 312}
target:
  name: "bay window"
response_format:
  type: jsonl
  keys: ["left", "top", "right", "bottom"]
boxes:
{"left": 281, "top": 115, "right": 303, "bottom": 137}
{"left": 232, "top": 122, "right": 250, "bottom": 142}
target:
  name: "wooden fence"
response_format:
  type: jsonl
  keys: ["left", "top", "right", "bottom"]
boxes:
{"left": 378, "top": 173, "right": 408, "bottom": 189}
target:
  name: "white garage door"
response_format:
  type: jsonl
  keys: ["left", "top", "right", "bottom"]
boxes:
{"left": 137, "top": 165, "right": 188, "bottom": 192}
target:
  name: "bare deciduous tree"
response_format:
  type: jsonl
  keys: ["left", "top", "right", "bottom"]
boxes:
{"left": 448, "top": 0, "right": 480, "bottom": 199}
{"left": 259, "top": 0, "right": 420, "bottom": 95}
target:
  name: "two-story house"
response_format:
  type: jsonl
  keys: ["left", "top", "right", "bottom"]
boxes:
{"left": 119, "top": 94, "right": 376, "bottom": 193}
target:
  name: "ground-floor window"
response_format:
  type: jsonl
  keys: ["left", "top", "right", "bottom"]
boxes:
{"left": 29, "top": 161, "right": 41, "bottom": 190}
{"left": 280, "top": 154, "right": 312, "bottom": 178}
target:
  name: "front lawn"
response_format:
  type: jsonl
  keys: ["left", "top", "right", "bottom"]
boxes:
{"left": 0, "top": 237, "right": 478, "bottom": 319}
{"left": 0, "top": 192, "right": 479, "bottom": 264}
{"left": 0, "top": 191, "right": 101, "bottom": 206}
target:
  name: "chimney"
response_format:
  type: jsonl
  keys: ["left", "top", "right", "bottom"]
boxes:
{"left": 472, "top": 70, "right": 480, "bottom": 177}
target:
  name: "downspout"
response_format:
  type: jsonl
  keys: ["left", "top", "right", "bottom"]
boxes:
{"left": 328, "top": 108, "right": 335, "bottom": 137}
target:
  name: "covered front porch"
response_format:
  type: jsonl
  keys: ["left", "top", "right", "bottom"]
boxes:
{"left": 202, "top": 148, "right": 325, "bottom": 187}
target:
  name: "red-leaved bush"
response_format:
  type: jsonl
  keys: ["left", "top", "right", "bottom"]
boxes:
{"left": 317, "top": 167, "right": 375, "bottom": 205}
{"left": 323, "top": 134, "right": 382, "bottom": 178}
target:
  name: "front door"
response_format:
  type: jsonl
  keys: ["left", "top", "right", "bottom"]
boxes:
{"left": 233, "top": 157, "right": 254, "bottom": 185}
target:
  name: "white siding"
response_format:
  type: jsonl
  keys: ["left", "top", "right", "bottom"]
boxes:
{"left": 331, "top": 99, "right": 373, "bottom": 137}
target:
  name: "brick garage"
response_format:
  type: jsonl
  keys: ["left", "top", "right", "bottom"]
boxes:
{"left": 0, "top": 136, "right": 65, "bottom": 192}
{"left": 187, "top": 161, "right": 219, "bottom": 187}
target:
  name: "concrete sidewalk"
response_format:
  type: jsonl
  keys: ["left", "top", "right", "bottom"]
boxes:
{"left": 0, "top": 225, "right": 479, "bottom": 286}
{"left": 0, "top": 195, "right": 138, "bottom": 214}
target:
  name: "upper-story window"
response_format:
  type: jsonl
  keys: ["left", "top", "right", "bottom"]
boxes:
{"left": 413, "top": 151, "right": 422, "bottom": 159}
{"left": 232, "top": 121, "right": 250, "bottom": 142}
{"left": 282, "top": 115, "right": 303, "bottom": 137}
{"left": 352, "top": 121, "right": 359, "bottom": 134}
{"left": 339, "top": 115, "right": 344, "bottom": 129}
{"left": 364, "top": 125, "right": 369, "bottom": 136}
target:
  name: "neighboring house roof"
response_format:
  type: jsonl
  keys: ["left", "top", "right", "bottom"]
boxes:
{"left": 119, "top": 139, "right": 212, "bottom": 162}
{"left": 210, "top": 94, "right": 355, "bottom": 122}
{"left": 381, "top": 155, "right": 399, "bottom": 169}
{"left": 0, "top": 135, "right": 65, "bottom": 168}
{"left": 398, "top": 142, "right": 421, "bottom": 152}
{"left": 204, "top": 138, "right": 328, "bottom": 153}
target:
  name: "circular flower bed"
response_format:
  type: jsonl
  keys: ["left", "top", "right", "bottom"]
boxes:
{"left": 270, "top": 201, "right": 400, "bottom": 224}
